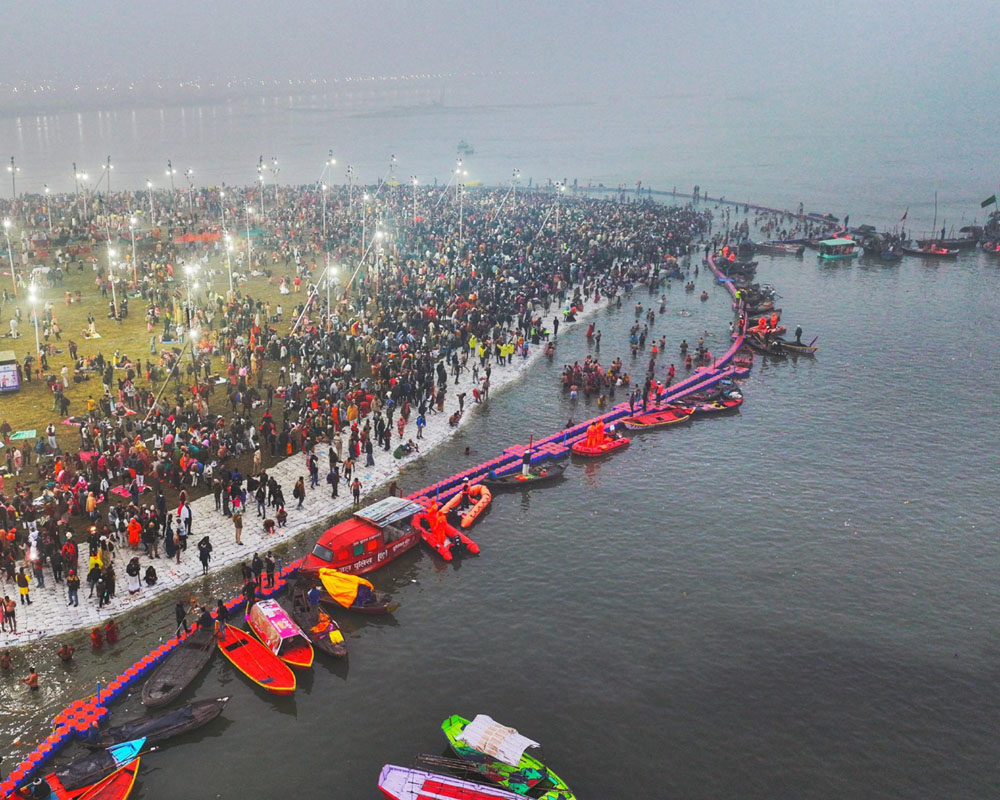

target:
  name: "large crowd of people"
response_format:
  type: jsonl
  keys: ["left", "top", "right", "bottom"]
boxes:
{"left": 0, "top": 178, "right": 718, "bottom": 647}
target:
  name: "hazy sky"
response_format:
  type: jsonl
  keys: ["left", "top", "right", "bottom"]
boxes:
{"left": 2, "top": 0, "right": 997, "bottom": 101}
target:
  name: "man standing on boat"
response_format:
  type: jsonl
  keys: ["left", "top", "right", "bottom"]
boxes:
{"left": 522, "top": 447, "right": 532, "bottom": 476}
{"left": 795, "top": 325, "right": 803, "bottom": 345}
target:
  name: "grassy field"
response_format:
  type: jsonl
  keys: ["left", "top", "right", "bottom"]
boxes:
{"left": 0, "top": 229, "right": 308, "bottom": 469}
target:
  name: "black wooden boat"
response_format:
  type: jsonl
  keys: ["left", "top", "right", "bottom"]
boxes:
{"left": 288, "top": 587, "right": 348, "bottom": 657}
{"left": 141, "top": 628, "right": 216, "bottom": 708}
{"left": 301, "top": 577, "right": 400, "bottom": 616}
{"left": 753, "top": 241, "right": 805, "bottom": 256}
{"left": 84, "top": 697, "right": 229, "bottom": 750}
{"left": 772, "top": 337, "right": 818, "bottom": 356}
{"left": 480, "top": 461, "right": 568, "bottom": 491}
{"left": 53, "top": 743, "right": 143, "bottom": 792}
{"left": 916, "top": 236, "right": 978, "bottom": 250}
{"left": 745, "top": 333, "right": 787, "bottom": 357}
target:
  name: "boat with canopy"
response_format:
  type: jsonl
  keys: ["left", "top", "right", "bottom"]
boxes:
{"left": 245, "top": 599, "right": 314, "bottom": 669}
{"left": 313, "top": 567, "right": 398, "bottom": 615}
{"left": 442, "top": 715, "right": 576, "bottom": 800}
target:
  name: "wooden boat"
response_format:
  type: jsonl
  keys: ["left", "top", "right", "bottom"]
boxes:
{"left": 753, "top": 240, "right": 804, "bottom": 256}
{"left": 287, "top": 587, "right": 347, "bottom": 658}
{"left": 46, "top": 757, "right": 141, "bottom": 800}
{"left": 413, "top": 508, "right": 480, "bottom": 561}
{"left": 691, "top": 395, "right": 743, "bottom": 416}
{"left": 745, "top": 333, "right": 786, "bottom": 357}
{"left": 916, "top": 236, "right": 978, "bottom": 250}
{"left": 440, "top": 483, "right": 492, "bottom": 528}
{"left": 442, "top": 714, "right": 576, "bottom": 800}
{"left": 217, "top": 624, "right": 296, "bottom": 695}
{"left": 621, "top": 407, "right": 693, "bottom": 430}
{"left": 84, "top": 697, "right": 229, "bottom": 749}
{"left": 378, "top": 764, "right": 523, "bottom": 800}
{"left": 480, "top": 462, "right": 566, "bottom": 491}
{"left": 773, "top": 337, "right": 818, "bottom": 355}
{"left": 300, "top": 496, "right": 424, "bottom": 576}
{"left": 245, "top": 599, "right": 314, "bottom": 669}
{"left": 901, "top": 244, "right": 959, "bottom": 259}
{"left": 310, "top": 567, "right": 399, "bottom": 615}
{"left": 51, "top": 739, "right": 146, "bottom": 793}
{"left": 141, "top": 628, "right": 215, "bottom": 708}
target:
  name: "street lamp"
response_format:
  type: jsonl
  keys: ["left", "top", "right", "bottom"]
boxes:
{"left": 189, "top": 327, "right": 200, "bottom": 369}
{"left": 269, "top": 157, "right": 279, "bottom": 206}
{"left": 129, "top": 216, "right": 138, "bottom": 283}
{"left": 165, "top": 160, "right": 176, "bottom": 194}
{"left": 146, "top": 180, "right": 155, "bottom": 221}
{"left": 28, "top": 286, "right": 40, "bottom": 361}
{"left": 411, "top": 176, "right": 418, "bottom": 225}
{"left": 107, "top": 245, "right": 119, "bottom": 319}
{"left": 346, "top": 165, "right": 354, "bottom": 216}
{"left": 224, "top": 234, "right": 234, "bottom": 296}
{"left": 3, "top": 218, "right": 17, "bottom": 296}
{"left": 512, "top": 168, "right": 521, "bottom": 205}
{"left": 361, "top": 193, "right": 370, "bottom": 257}
{"left": 256, "top": 156, "right": 265, "bottom": 214}
{"left": 43, "top": 185, "right": 52, "bottom": 233}
{"left": 7, "top": 156, "right": 19, "bottom": 200}
{"left": 245, "top": 204, "right": 253, "bottom": 267}
{"left": 184, "top": 168, "right": 195, "bottom": 214}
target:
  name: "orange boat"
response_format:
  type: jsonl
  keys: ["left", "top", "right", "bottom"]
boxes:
{"left": 217, "top": 624, "right": 296, "bottom": 695}
{"left": 73, "top": 758, "right": 141, "bottom": 800}
{"left": 440, "top": 483, "right": 492, "bottom": 528}
{"left": 571, "top": 421, "right": 631, "bottom": 456}
{"left": 621, "top": 406, "right": 694, "bottom": 430}
{"left": 245, "top": 599, "right": 314, "bottom": 670}
{"left": 412, "top": 505, "right": 480, "bottom": 561}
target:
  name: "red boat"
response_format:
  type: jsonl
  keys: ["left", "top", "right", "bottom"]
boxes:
{"left": 621, "top": 406, "right": 693, "bottom": 430}
{"left": 412, "top": 507, "right": 480, "bottom": 561}
{"left": 300, "top": 497, "right": 424, "bottom": 575}
{"left": 571, "top": 435, "right": 630, "bottom": 456}
{"left": 691, "top": 395, "right": 743, "bottom": 416}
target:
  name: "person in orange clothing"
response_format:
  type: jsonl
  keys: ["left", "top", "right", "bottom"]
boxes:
{"left": 127, "top": 516, "right": 142, "bottom": 549}
{"left": 770, "top": 312, "right": 779, "bottom": 329}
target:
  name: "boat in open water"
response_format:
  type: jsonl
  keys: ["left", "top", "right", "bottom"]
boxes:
{"left": 378, "top": 764, "right": 522, "bottom": 800}
{"left": 440, "top": 715, "right": 576, "bottom": 800}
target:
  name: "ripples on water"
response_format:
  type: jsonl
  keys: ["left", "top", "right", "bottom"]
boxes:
{"left": 2, "top": 244, "right": 999, "bottom": 798}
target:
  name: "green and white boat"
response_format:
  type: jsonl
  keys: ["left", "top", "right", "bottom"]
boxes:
{"left": 441, "top": 714, "right": 576, "bottom": 800}
{"left": 817, "top": 237, "right": 859, "bottom": 259}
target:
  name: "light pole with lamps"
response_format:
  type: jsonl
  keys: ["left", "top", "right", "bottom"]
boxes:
{"left": 7, "top": 157, "right": 19, "bottom": 202}
{"left": 224, "top": 234, "right": 234, "bottom": 296}
{"left": 245, "top": 205, "right": 253, "bottom": 268}
{"left": 129, "top": 216, "right": 138, "bottom": 284}
{"left": 411, "top": 176, "right": 418, "bottom": 225}
{"left": 43, "top": 185, "right": 53, "bottom": 233}
{"left": 28, "top": 286, "right": 41, "bottom": 362}
{"left": 146, "top": 180, "right": 155, "bottom": 222}
{"left": 184, "top": 168, "right": 195, "bottom": 215}
{"left": 106, "top": 244, "right": 119, "bottom": 320}
{"left": 3, "top": 218, "right": 17, "bottom": 297}
{"left": 269, "top": 157, "right": 279, "bottom": 206}
{"left": 165, "top": 160, "right": 176, "bottom": 194}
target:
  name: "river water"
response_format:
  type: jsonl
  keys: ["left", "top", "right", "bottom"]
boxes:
{"left": 1, "top": 93, "right": 998, "bottom": 798}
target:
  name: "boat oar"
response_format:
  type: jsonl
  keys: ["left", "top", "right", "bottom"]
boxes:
{"left": 808, "top": 336, "right": 819, "bottom": 347}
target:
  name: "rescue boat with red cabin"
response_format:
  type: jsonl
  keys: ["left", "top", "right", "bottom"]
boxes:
{"left": 300, "top": 497, "right": 424, "bottom": 576}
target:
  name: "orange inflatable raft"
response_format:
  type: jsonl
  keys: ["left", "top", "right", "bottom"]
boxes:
{"left": 413, "top": 503, "right": 480, "bottom": 561}
{"left": 440, "top": 483, "right": 492, "bottom": 528}
{"left": 571, "top": 421, "right": 631, "bottom": 457}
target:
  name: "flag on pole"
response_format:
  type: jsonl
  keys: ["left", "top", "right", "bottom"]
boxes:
{"left": 900, "top": 207, "right": 908, "bottom": 222}
{"left": 981, "top": 195, "right": 997, "bottom": 208}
